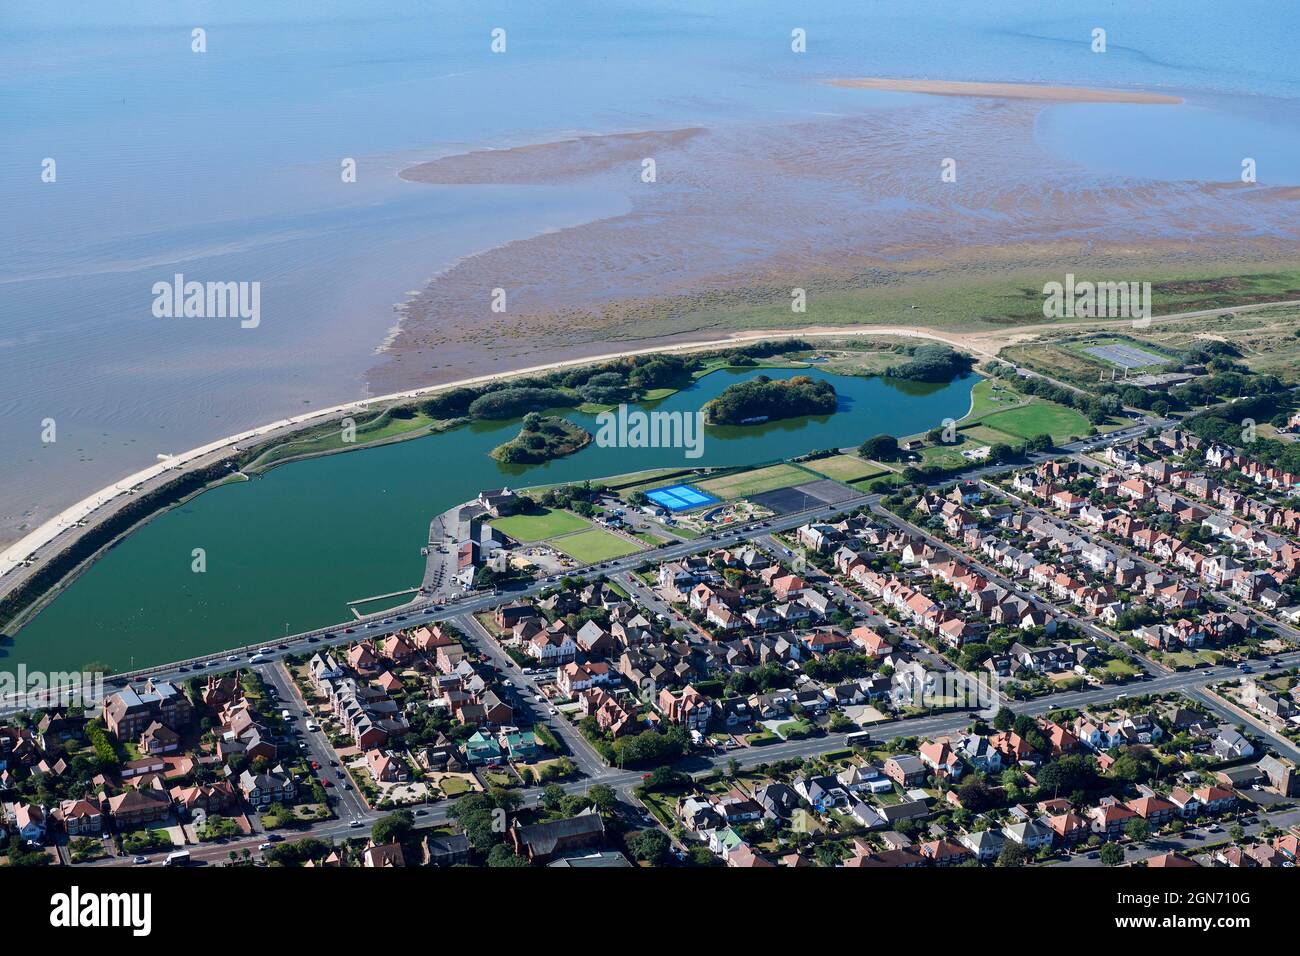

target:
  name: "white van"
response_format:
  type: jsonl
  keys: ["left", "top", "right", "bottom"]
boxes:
{"left": 164, "top": 850, "right": 190, "bottom": 866}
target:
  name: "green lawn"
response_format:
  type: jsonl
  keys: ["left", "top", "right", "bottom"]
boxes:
{"left": 963, "top": 377, "right": 1026, "bottom": 421}
{"left": 851, "top": 473, "right": 901, "bottom": 491}
{"left": 439, "top": 776, "right": 472, "bottom": 796}
{"left": 1093, "top": 658, "right": 1143, "bottom": 682}
{"left": 696, "top": 463, "right": 810, "bottom": 500}
{"left": 803, "top": 454, "right": 886, "bottom": 483}
{"left": 250, "top": 409, "right": 438, "bottom": 469}
{"left": 639, "top": 387, "right": 678, "bottom": 402}
{"left": 1161, "top": 649, "right": 1224, "bottom": 670}
{"left": 980, "top": 401, "right": 1091, "bottom": 442}
{"left": 491, "top": 507, "right": 590, "bottom": 542}
{"left": 552, "top": 528, "right": 643, "bottom": 563}
{"left": 959, "top": 424, "right": 1023, "bottom": 446}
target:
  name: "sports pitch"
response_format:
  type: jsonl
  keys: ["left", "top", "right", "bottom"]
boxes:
{"left": 490, "top": 507, "right": 590, "bottom": 542}
{"left": 552, "top": 528, "right": 644, "bottom": 563}
{"left": 645, "top": 483, "right": 719, "bottom": 511}
{"left": 1082, "top": 342, "right": 1170, "bottom": 370}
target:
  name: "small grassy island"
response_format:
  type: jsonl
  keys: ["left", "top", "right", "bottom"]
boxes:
{"left": 491, "top": 413, "right": 592, "bottom": 464}
{"left": 705, "top": 374, "right": 837, "bottom": 425}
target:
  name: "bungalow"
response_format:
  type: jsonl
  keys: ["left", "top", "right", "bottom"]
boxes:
{"left": 464, "top": 730, "right": 505, "bottom": 766}
{"left": 501, "top": 729, "right": 541, "bottom": 761}
{"left": 366, "top": 749, "right": 409, "bottom": 784}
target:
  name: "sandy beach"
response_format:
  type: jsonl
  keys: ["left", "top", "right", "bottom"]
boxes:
{"left": 826, "top": 77, "right": 1183, "bottom": 104}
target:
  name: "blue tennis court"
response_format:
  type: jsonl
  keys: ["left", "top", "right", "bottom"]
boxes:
{"left": 645, "top": 483, "right": 719, "bottom": 512}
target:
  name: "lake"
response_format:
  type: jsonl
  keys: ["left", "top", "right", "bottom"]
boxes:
{"left": 3, "top": 367, "right": 974, "bottom": 674}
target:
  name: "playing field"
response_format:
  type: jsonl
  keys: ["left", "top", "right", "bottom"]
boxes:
{"left": 803, "top": 454, "right": 885, "bottom": 483}
{"left": 979, "top": 401, "right": 1090, "bottom": 442}
{"left": 696, "top": 463, "right": 810, "bottom": 500}
{"left": 958, "top": 424, "right": 1022, "bottom": 446}
{"left": 552, "top": 528, "right": 643, "bottom": 563}
{"left": 490, "top": 507, "right": 590, "bottom": 542}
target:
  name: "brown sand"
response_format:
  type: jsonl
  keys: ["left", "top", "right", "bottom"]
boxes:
{"left": 400, "top": 128, "right": 705, "bottom": 185}
{"left": 826, "top": 77, "right": 1182, "bottom": 104}
{"left": 369, "top": 94, "right": 1296, "bottom": 398}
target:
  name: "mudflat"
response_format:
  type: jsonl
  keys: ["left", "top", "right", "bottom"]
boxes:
{"left": 826, "top": 77, "right": 1183, "bottom": 104}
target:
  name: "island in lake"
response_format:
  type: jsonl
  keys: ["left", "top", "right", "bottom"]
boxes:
{"left": 704, "top": 374, "right": 837, "bottom": 425}
{"left": 491, "top": 413, "right": 592, "bottom": 464}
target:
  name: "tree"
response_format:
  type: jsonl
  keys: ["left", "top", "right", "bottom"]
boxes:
{"left": 487, "top": 843, "right": 531, "bottom": 867}
{"left": 1124, "top": 817, "right": 1151, "bottom": 843}
{"left": 997, "top": 841, "right": 1026, "bottom": 867}
{"left": 956, "top": 777, "right": 994, "bottom": 813}
{"left": 371, "top": 810, "right": 413, "bottom": 848}
{"left": 992, "top": 706, "right": 1016, "bottom": 732}
{"left": 542, "top": 784, "right": 566, "bottom": 811}
{"left": 587, "top": 784, "right": 618, "bottom": 817}
{"left": 1035, "top": 754, "right": 1097, "bottom": 797}
{"left": 859, "top": 434, "right": 900, "bottom": 461}
{"left": 627, "top": 828, "right": 671, "bottom": 866}
{"left": 489, "top": 786, "right": 522, "bottom": 814}
{"left": 1099, "top": 842, "right": 1125, "bottom": 866}
{"left": 640, "top": 766, "right": 689, "bottom": 792}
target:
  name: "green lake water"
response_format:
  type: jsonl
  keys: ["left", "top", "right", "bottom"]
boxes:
{"left": 4, "top": 368, "right": 975, "bottom": 674}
